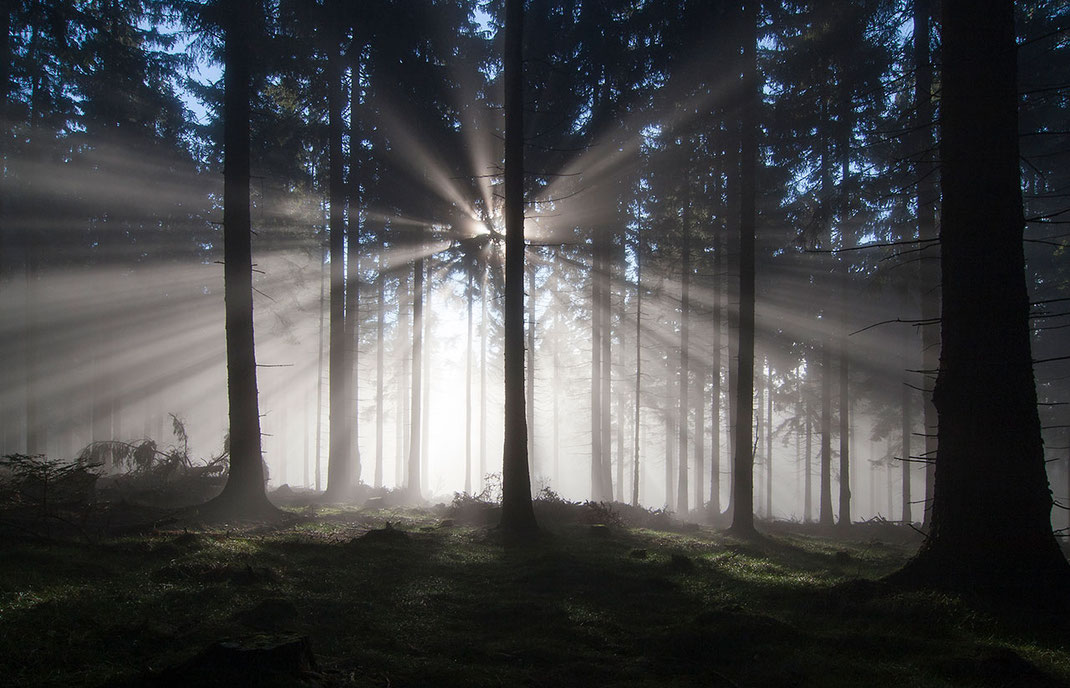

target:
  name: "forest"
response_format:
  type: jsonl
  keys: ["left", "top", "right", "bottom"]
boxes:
{"left": 1, "top": 0, "right": 1069, "bottom": 686}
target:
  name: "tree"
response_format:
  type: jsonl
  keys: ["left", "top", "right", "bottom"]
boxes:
{"left": 498, "top": 0, "right": 536, "bottom": 535}
{"left": 205, "top": 0, "right": 275, "bottom": 519}
{"left": 728, "top": 0, "right": 758, "bottom": 537}
{"left": 891, "top": 0, "right": 1069, "bottom": 593}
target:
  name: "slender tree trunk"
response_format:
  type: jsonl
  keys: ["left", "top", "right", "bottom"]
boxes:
{"left": 211, "top": 0, "right": 272, "bottom": 516}
{"left": 901, "top": 360, "right": 913, "bottom": 523}
{"left": 325, "top": 23, "right": 351, "bottom": 499}
{"left": 729, "top": 0, "right": 758, "bottom": 536}
{"left": 407, "top": 258, "right": 423, "bottom": 500}
{"left": 632, "top": 229, "right": 642, "bottom": 507}
{"left": 465, "top": 265, "right": 474, "bottom": 494}
{"left": 804, "top": 393, "right": 812, "bottom": 523}
{"left": 315, "top": 244, "right": 325, "bottom": 491}
{"left": 591, "top": 243, "right": 603, "bottom": 501}
{"left": 553, "top": 261, "right": 561, "bottom": 487}
{"left": 819, "top": 342, "right": 833, "bottom": 526}
{"left": 893, "top": 0, "right": 1069, "bottom": 591}
{"left": 838, "top": 339, "right": 850, "bottom": 527}
{"left": 480, "top": 266, "right": 488, "bottom": 489}
{"left": 527, "top": 266, "right": 535, "bottom": 476}
{"left": 374, "top": 227, "right": 385, "bottom": 488}
{"left": 421, "top": 273, "right": 430, "bottom": 495}
{"left": 695, "top": 363, "right": 704, "bottom": 511}
{"left": 499, "top": 0, "right": 537, "bottom": 533}
{"left": 346, "top": 38, "right": 362, "bottom": 487}
{"left": 710, "top": 228, "right": 723, "bottom": 514}
{"left": 678, "top": 231, "right": 690, "bottom": 514}
{"left": 766, "top": 363, "right": 772, "bottom": 520}
{"left": 600, "top": 242, "right": 613, "bottom": 499}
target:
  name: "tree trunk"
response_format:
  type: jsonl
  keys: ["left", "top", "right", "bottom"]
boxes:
{"left": 901, "top": 359, "right": 913, "bottom": 523}
{"left": 345, "top": 37, "right": 362, "bottom": 487}
{"left": 209, "top": 0, "right": 273, "bottom": 517}
{"left": 407, "top": 258, "right": 423, "bottom": 500}
{"left": 678, "top": 231, "right": 690, "bottom": 514}
{"left": 591, "top": 242, "right": 603, "bottom": 501}
{"left": 421, "top": 274, "right": 430, "bottom": 495}
{"left": 913, "top": 0, "right": 940, "bottom": 529}
{"left": 819, "top": 342, "right": 833, "bottom": 526}
{"left": 728, "top": 0, "right": 758, "bottom": 536}
{"left": 374, "top": 226, "right": 385, "bottom": 488}
{"left": 632, "top": 229, "right": 642, "bottom": 507}
{"left": 527, "top": 266, "right": 535, "bottom": 476}
{"left": 465, "top": 265, "right": 474, "bottom": 494}
{"left": 480, "top": 266, "right": 488, "bottom": 490}
{"left": 325, "top": 22, "right": 350, "bottom": 500}
{"left": 710, "top": 227, "right": 723, "bottom": 514}
{"left": 315, "top": 244, "right": 326, "bottom": 491}
{"left": 498, "top": 0, "right": 537, "bottom": 534}
{"left": 891, "top": 0, "right": 1069, "bottom": 593}
{"left": 766, "top": 363, "right": 772, "bottom": 520}
{"left": 804, "top": 393, "right": 812, "bottom": 523}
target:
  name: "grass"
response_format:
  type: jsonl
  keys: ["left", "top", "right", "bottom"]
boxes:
{"left": 1, "top": 505, "right": 1068, "bottom": 687}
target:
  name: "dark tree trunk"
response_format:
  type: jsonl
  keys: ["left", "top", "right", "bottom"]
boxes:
{"left": 374, "top": 226, "right": 385, "bottom": 488}
{"left": 325, "top": 19, "right": 350, "bottom": 500}
{"left": 765, "top": 365, "right": 772, "bottom": 519}
{"left": 819, "top": 342, "right": 833, "bottom": 526}
{"left": 710, "top": 227, "right": 724, "bottom": 514}
{"left": 632, "top": 229, "right": 642, "bottom": 507}
{"left": 804, "top": 393, "right": 812, "bottom": 523}
{"left": 838, "top": 340, "right": 850, "bottom": 528}
{"left": 345, "top": 37, "right": 363, "bottom": 487}
{"left": 901, "top": 356, "right": 913, "bottom": 523}
{"left": 913, "top": 0, "right": 940, "bottom": 528}
{"left": 407, "top": 258, "right": 423, "bottom": 500}
{"left": 465, "top": 265, "right": 474, "bottom": 494}
{"left": 591, "top": 243, "right": 603, "bottom": 501}
{"left": 498, "top": 0, "right": 537, "bottom": 534}
{"left": 678, "top": 230, "right": 690, "bottom": 514}
{"left": 527, "top": 266, "right": 535, "bottom": 475}
{"left": 480, "top": 267, "right": 488, "bottom": 488}
{"left": 209, "top": 0, "right": 273, "bottom": 517}
{"left": 315, "top": 246, "right": 326, "bottom": 491}
{"left": 728, "top": 0, "right": 758, "bottom": 536}
{"left": 891, "top": 0, "right": 1069, "bottom": 593}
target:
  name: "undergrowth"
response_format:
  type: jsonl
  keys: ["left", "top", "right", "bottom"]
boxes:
{"left": 0, "top": 508, "right": 1067, "bottom": 688}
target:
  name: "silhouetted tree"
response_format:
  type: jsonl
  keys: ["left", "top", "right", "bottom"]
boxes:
{"left": 891, "top": 0, "right": 1070, "bottom": 594}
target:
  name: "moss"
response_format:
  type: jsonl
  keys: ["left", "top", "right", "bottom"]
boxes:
{"left": 0, "top": 513, "right": 1067, "bottom": 687}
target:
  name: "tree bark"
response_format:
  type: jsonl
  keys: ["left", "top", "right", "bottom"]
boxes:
{"left": 325, "top": 16, "right": 350, "bottom": 499}
{"left": 498, "top": 0, "right": 537, "bottom": 534}
{"left": 407, "top": 258, "right": 423, "bottom": 500}
{"left": 209, "top": 0, "right": 273, "bottom": 517}
{"left": 913, "top": 0, "right": 940, "bottom": 529}
{"left": 678, "top": 229, "right": 690, "bottom": 514}
{"left": 728, "top": 0, "right": 758, "bottom": 537}
{"left": 891, "top": 0, "right": 1069, "bottom": 593}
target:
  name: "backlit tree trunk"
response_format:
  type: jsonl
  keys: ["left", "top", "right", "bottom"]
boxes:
{"left": 729, "top": 0, "right": 758, "bottom": 536}
{"left": 892, "top": 0, "right": 1069, "bottom": 592}
{"left": 499, "top": 0, "right": 537, "bottom": 534}
{"left": 210, "top": 0, "right": 273, "bottom": 516}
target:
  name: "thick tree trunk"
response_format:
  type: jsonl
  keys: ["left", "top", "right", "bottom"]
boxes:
{"left": 838, "top": 339, "right": 850, "bottom": 528}
{"left": 527, "top": 267, "right": 535, "bottom": 476}
{"left": 498, "top": 0, "right": 537, "bottom": 534}
{"left": 728, "top": 0, "right": 758, "bottom": 536}
{"left": 804, "top": 394, "right": 812, "bottom": 523}
{"left": 210, "top": 0, "right": 273, "bottom": 517}
{"left": 892, "top": 0, "right": 1069, "bottom": 593}
{"left": 591, "top": 244, "right": 603, "bottom": 501}
{"left": 710, "top": 228, "right": 723, "bottom": 514}
{"left": 913, "top": 0, "right": 940, "bottom": 528}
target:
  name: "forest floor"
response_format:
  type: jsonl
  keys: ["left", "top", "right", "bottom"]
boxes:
{"left": 1, "top": 498, "right": 1069, "bottom": 688}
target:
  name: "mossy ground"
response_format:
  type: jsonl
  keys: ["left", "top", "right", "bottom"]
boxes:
{"left": 1, "top": 506, "right": 1067, "bottom": 687}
